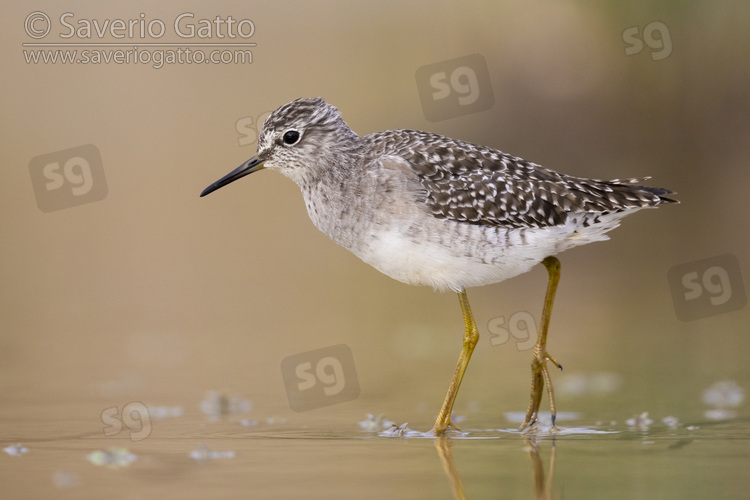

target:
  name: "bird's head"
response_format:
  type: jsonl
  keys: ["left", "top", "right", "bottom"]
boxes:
{"left": 200, "top": 97, "right": 359, "bottom": 197}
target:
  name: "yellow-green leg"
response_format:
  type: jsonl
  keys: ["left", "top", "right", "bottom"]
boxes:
{"left": 521, "top": 256, "right": 564, "bottom": 430}
{"left": 431, "top": 290, "right": 479, "bottom": 435}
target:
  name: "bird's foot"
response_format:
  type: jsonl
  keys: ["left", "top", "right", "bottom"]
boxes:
{"left": 429, "top": 416, "right": 464, "bottom": 436}
{"left": 428, "top": 425, "right": 465, "bottom": 437}
{"left": 520, "top": 345, "right": 562, "bottom": 431}
{"left": 520, "top": 419, "right": 561, "bottom": 435}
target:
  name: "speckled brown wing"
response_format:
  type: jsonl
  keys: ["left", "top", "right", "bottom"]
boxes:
{"left": 370, "top": 129, "right": 677, "bottom": 229}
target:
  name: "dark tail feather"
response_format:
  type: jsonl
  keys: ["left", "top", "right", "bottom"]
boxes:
{"left": 606, "top": 177, "right": 679, "bottom": 205}
{"left": 634, "top": 185, "right": 679, "bottom": 204}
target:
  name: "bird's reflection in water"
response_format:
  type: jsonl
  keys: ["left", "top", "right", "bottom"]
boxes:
{"left": 434, "top": 437, "right": 467, "bottom": 500}
{"left": 434, "top": 435, "right": 557, "bottom": 500}
{"left": 525, "top": 436, "right": 557, "bottom": 500}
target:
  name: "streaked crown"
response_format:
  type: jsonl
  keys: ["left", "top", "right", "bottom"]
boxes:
{"left": 255, "top": 98, "right": 360, "bottom": 185}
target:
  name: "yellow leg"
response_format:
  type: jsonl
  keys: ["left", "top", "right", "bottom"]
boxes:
{"left": 521, "top": 256, "right": 563, "bottom": 430}
{"left": 431, "top": 290, "right": 479, "bottom": 435}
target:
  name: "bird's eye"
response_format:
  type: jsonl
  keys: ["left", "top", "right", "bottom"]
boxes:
{"left": 282, "top": 130, "right": 301, "bottom": 145}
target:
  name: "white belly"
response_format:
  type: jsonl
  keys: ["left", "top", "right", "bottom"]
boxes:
{"left": 349, "top": 207, "right": 641, "bottom": 292}
{"left": 352, "top": 221, "right": 554, "bottom": 292}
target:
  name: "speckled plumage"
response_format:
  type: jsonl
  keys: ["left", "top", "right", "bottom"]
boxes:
{"left": 370, "top": 128, "right": 675, "bottom": 228}
{"left": 202, "top": 97, "right": 676, "bottom": 292}
{"left": 201, "top": 97, "right": 678, "bottom": 433}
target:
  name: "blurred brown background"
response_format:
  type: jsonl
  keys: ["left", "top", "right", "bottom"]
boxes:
{"left": 2, "top": 1, "right": 748, "bottom": 427}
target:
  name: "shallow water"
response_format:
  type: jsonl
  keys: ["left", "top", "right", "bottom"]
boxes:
{"left": 4, "top": 1, "right": 750, "bottom": 498}
{"left": 3, "top": 397, "right": 749, "bottom": 499}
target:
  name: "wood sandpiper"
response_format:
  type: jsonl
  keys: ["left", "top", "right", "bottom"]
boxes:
{"left": 201, "top": 97, "right": 677, "bottom": 434}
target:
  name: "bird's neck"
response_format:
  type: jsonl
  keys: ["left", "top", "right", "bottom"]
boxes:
{"left": 299, "top": 153, "right": 366, "bottom": 249}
